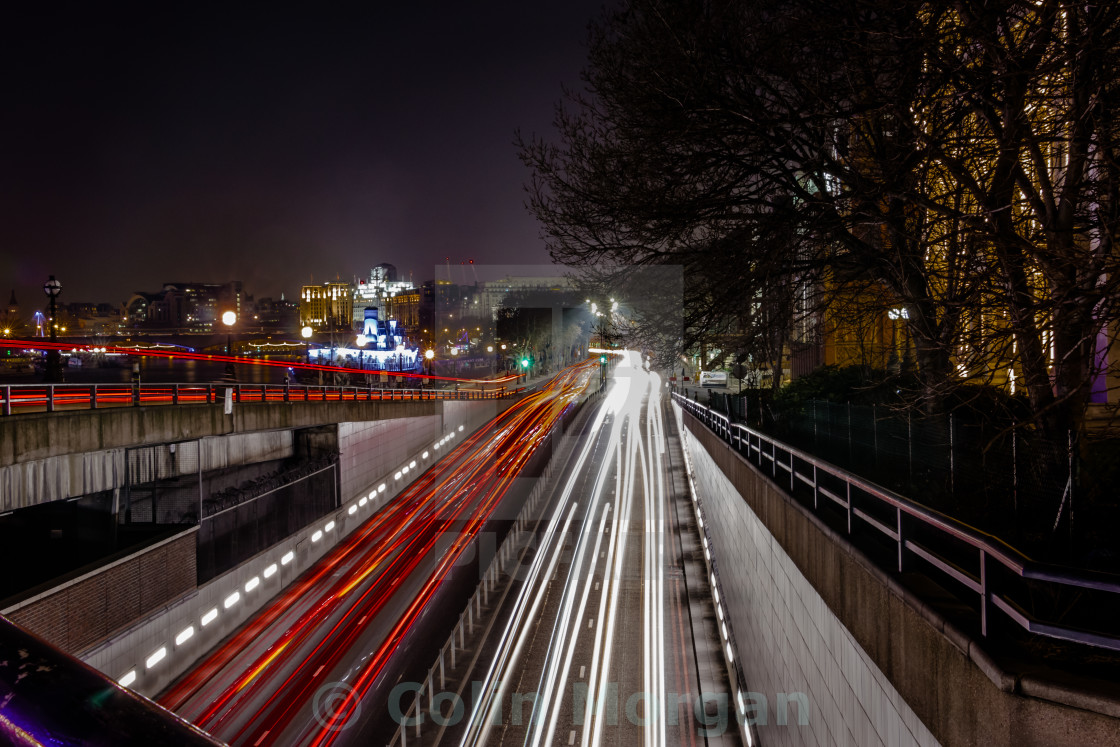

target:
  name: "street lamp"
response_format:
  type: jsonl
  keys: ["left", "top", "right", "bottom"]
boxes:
{"left": 43, "top": 275, "right": 62, "bottom": 382}
{"left": 355, "top": 334, "right": 368, "bottom": 371}
{"left": 425, "top": 348, "right": 435, "bottom": 377}
{"left": 301, "top": 325, "right": 313, "bottom": 362}
{"left": 222, "top": 311, "right": 236, "bottom": 380}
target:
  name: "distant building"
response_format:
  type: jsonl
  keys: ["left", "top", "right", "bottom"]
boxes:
{"left": 477, "top": 276, "right": 574, "bottom": 320}
{"left": 383, "top": 287, "right": 421, "bottom": 332}
{"left": 300, "top": 282, "right": 353, "bottom": 333}
{"left": 1, "top": 290, "right": 22, "bottom": 335}
{"left": 120, "top": 281, "right": 243, "bottom": 332}
{"left": 60, "top": 302, "right": 124, "bottom": 336}
{"left": 352, "top": 265, "right": 413, "bottom": 327}
{"left": 123, "top": 292, "right": 159, "bottom": 326}
{"left": 252, "top": 294, "right": 300, "bottom": 332}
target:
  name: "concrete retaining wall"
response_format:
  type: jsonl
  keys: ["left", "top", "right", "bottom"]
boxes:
{"left": 680, "top": 407, "right": 1120, "bottom": 747}
{"left": 0, "top": 397, "right": 439, "bottom": 469}
{"left": 0, "top": 429, "right": 297, "bottom": 510}
{"left": 339, "top": 417, "right": 438, "bottom": 501}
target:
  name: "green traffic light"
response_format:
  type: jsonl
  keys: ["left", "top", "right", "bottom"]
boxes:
{"left": 599, "top": 355, "right": 606, "bottom": 363}
{"left": 521, "top": 358, "right": 529, "bottom": 367}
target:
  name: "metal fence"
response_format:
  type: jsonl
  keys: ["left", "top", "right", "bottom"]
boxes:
{"left": 124, "top": 441, "right": 203, "bottom": 524}
{"left": 196, "top": 457, "right": 338, "bottom": 584}
{"left": 674, "top": 392, "right": 1120, "bottom": 654}
{"left": 702, "top": 392, "right": 1076, "bottom": 553}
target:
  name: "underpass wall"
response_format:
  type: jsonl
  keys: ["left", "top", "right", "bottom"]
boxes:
{"left": 0, "top": 430, "right": 295, "bottom": 510}
{"left": 338, "top": 416, "right": 438, "bottom": 503}
{"left": 442, "top": 397, "right": 520, "bottom": 436}
{"left": 678, "top": 405, "right": 939, "bottom": 747}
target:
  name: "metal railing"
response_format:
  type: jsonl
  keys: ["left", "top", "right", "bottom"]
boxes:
{"left": 673, "top": 393, "right": 1120, "bottom": 652}
{"left": 0, "top": 381, "right": 516, "bottom": 416}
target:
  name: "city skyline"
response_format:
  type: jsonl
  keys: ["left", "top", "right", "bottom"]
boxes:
{"left": 1, "top": 2, "right": 604, "bottom": 308}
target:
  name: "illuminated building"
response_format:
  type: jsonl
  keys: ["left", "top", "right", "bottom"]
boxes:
{"left": 300, "top": 282, "right": 353, "bottom": 333}
{"left": 352, "top": 264, "right": 414, "bottom": 327}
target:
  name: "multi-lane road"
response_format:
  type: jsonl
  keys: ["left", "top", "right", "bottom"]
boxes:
{"left": 160, "top": 360, "right": 597, "bottom": 745}
{"left": 157, "top": 353, "right": 736, "bottom": 745}
{"left": 451, "top": 351, "right": 735, "bottom": 746}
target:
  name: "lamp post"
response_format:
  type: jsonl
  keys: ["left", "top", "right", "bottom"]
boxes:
{"left": 43, "top": 276, "right": 62, "bottom": 382}
{"left": 222, "top": 311, "right": 237, "bottom": 381}
{"left": 425, "top": 348, "right": 435, "bottom": 378}
{"left": 301, "top": 325, "right": 313, "bottom": 363}
{"left": 356, "top": 334, "right": 368, "bottom": 372}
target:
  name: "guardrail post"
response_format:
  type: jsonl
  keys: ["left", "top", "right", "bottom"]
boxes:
{"left": 846, "top": 481, "right": 852, "bottom": 534}
{"left": 1, "top": 386, "right": 8, "bottom": 416}
{"left": 847, "top": 402, "right": 853, "bottom": 466}
{"left": 908, "top": 411, "right": 913, "bottom": 487}
{"left": 812, "top": 464, "right": 819, "bottom": 510}
{"left": 235, "top": 385, "right": 241, "bottom": 403}
{"left": 172, "top": 384, "right": 179, "bottom": 406}
{"left": 90, "top": 384, "right": 98, "bottom": 410}
{"left": 872, "top": 404, "right": 878, "bottom": 471}
{"left": 980, "top": 549, "right": 989, "bottom": 637}
{"left": 949, "top": 412, "right": 955, "bottom": 495}
{"left": 896, "top": 506, "right": 906, "bottom": 573}
{"left": 207, "top": 384, "right": 213, "bottom": 404}
{"left": 284, "top": 381, "right": 290, "bottom": 402}
{"left": 47, "top": 385, "right": 55, "bottom": 413}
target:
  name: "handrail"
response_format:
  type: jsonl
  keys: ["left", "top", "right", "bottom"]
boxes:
{"left": 0, "top": 381, "right": 517, "bottom": 416}
{"left": 672, "top": 392, "right": 1120, "bottom": 652}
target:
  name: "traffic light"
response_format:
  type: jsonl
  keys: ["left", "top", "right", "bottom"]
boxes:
{"left": 599, "top": 355, "right": 606, "bottom": 364}
{"left": 521, "top": 358, "right": 529, "bottom": 368}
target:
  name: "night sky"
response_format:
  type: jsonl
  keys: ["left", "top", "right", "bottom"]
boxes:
{"left": 0, "top": 2, "right": 604, "bottom": 310}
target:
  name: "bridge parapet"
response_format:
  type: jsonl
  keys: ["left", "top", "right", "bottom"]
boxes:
{"left": 0, "top": 390, "right": 443, "bottom": 469}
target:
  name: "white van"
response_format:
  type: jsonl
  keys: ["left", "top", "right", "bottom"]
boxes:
{"left": 699, "top": 371, "right": 728, "bottom": 388}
